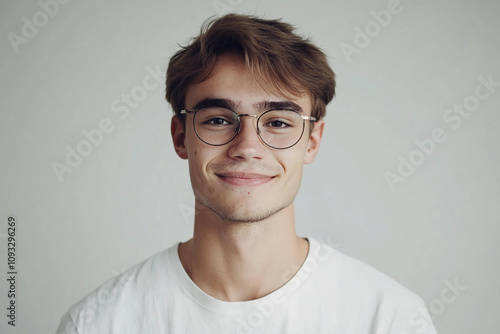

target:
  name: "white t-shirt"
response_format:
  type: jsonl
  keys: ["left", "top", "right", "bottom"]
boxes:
{"left": 57, "top": 238, "right": 436, "bottom": 334}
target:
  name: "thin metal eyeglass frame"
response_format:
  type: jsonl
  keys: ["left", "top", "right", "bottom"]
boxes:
{"left": 179, "top": 108, "right": 317, "bottom": 150}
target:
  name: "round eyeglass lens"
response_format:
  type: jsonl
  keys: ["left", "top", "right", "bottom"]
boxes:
{"left": 193, "top": 107, "right": 239, "bottom": 146}
{"left": 258, "top": 110, "right": 305, "bottom": 149}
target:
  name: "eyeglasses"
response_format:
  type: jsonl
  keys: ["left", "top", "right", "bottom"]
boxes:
{"left": 180, "top": 107, "right": 317, "bottom": 149}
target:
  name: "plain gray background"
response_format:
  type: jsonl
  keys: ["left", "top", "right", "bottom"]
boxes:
{"left": 1, "top": 0, "right": 499, "bottom": 333}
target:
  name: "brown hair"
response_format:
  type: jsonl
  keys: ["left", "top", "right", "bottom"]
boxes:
{"left": 165, "top": 14, "right": 335, "bottom": 120}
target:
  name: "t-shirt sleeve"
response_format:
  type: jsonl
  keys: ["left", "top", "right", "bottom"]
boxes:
{"left": 331, "top": 245, "right": 438, "bottom": 334}
{"left": 387, "top": 296, "right": 437, "bottom": 334}
{"left": 56, "top": 311, "right": 79, "bottom": 334}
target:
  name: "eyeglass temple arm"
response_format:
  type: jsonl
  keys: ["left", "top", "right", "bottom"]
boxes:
{"left": 303, "top": 115, "right": 317, "bottom": 121}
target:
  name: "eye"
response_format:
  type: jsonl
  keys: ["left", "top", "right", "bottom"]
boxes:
{"left": 260, "top": 110, "right": 300, "bottom": 130}
{"left": 204, "top": 117, "right": 232, "bottom": 126}
{"left": 266, "top": 120, "right": 290, "bottom": 128}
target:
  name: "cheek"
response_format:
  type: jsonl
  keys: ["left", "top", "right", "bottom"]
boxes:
{"left": 185, "top": 128, "right": 206, "bottom": 160}
{"left": 188, "top": 150, "right": 205, "bottom": 175}
{"left": 187, "top": 145, "right": 219, "bottom": 179}
{"left": 279, "top": 151, "right": 306, "bottom": 178}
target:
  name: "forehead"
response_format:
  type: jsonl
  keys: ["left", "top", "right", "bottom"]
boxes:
{"left": 185, "top": 52, "right": 311, "bottom": 112}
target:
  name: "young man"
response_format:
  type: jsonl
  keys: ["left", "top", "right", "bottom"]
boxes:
{"left": 58, "top": 14, "right": 436, "bottom": 333}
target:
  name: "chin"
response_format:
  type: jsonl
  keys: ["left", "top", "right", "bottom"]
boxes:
{"left": 201, "top": 198, "right": 293, "bottom": 223}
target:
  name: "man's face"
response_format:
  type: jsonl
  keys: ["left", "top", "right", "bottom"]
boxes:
{"left": 171, "top": 52, "right": 324, "bottom": 222}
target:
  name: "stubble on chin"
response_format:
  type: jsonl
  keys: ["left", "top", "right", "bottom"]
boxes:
{"left": 195, "top": 194, "right": 295, "bottom": 224}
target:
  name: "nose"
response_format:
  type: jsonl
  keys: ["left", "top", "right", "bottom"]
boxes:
{"left": 227, "top": 115, "right": 266, "bottom": 160}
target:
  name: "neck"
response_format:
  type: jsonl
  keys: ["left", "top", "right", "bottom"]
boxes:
{"left": 178, "top": 201, "right": 309, "bottom": 301}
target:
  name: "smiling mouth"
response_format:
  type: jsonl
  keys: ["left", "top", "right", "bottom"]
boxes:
{"left": 215, "top": 172, "right": 276, "bottom": 186}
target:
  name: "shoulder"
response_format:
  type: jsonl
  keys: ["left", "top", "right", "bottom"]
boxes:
{"left": 306, "top": 238, "right": 435, "bottom": 333}
{"left": 308, "top": 238, "right": 422, "bottom": 300}
{"left": 61, "top": 243, "right": 179, "bottom": 332}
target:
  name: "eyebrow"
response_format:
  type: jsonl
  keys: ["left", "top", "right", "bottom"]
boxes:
{"left": 253, "top": 100, "right": 303, "bottom": 114}
{"left": 191, "top": 98, "right": 303, "bottom": 114}
{"left": 191, "top": 98, "right": 239, "bottom": 111}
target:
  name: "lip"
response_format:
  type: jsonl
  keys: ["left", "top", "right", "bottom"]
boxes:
{"left": 215, "top": 172, "right": 275, "bottom": 186}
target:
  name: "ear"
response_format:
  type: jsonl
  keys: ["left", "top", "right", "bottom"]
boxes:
{"left": 303, "top": 119, "right": 324, "bottom": 164}
{"left": 171, "top": 116, "right": 188, "bottom": 160}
